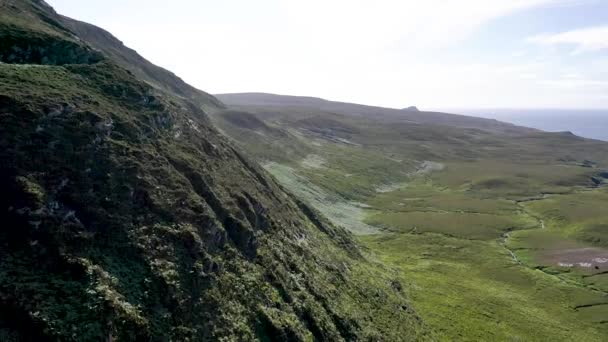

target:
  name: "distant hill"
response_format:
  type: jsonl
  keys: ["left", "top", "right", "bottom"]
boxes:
{"left": 402, "top": 106, "right": 419, "bottom": 112}
{"left": 216, "top": 92, "right": 536, "bottom": 134}
{"left": 216, "top": 92, "right": 327, "bottom": 107}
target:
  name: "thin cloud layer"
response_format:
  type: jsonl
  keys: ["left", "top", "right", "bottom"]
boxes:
{"left": 529, "top": 25, "right": 608, "bottom": 54}
{"left": 284, "top": 0, "right": 577, "bottom": 50}
{"left": 47, "top": 0, "right": 608, "bottom": 109}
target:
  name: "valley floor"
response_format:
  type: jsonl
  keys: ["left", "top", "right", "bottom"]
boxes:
{"left": 359, "top": 183, "right": 608, "bottom": 341}
{"left": 266, "top": 159, "right": 608, "bottom": 341}
{"left": 212, "top": 100, "right": 608, "bottom": 340}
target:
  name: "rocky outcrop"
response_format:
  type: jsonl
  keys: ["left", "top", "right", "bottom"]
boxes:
{"left": 0, "top": 28, "right": 103, "bottom": 65}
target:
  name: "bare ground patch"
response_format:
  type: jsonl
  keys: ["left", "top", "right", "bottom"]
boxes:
{"left": 546, "top": 248, "right": 608, "bottom": 270}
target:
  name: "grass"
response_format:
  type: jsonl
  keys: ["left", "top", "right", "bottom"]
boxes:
{"left": 214, "top": 97, "right": 608, "bottom": 340}
{"left": 585, "top": 274, "right": 608, "bottom": 292}
{"left": 429, "top": 161, "right": 598, "bottom": 199}
{"left": 258, "top": 146, "right": 608, "bottom": 339}
{"left": 504, "top": 189, "right": 608, "bottom": 300}
{"left": 298, "top": 144, "right": 413, "bottom": 201}
{"left": 522, "top": 188, "right": 608, "bottom": 247}
{"left": 263, "top": 162, "right": 378, "bottom": 235}
{"left": 360, "top": 232, "right": 608, "bottom": 341}
{"left": 369, "top": 187, "right": 519, "bottom": 214}
{"left": 367, "top": 210, "right": 536, "bottom": 240}
{"left": 365, "top": 180, "right": 538, "bottom": 240}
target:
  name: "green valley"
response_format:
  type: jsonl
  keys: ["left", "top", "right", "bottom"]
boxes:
{"left": 2, "top": 1, "right": 608, "bottom": 341}
{"left": 214, "top": 93, "right": 608, "bottom": 341}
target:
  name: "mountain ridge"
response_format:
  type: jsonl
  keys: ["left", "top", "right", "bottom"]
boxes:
{"left": 216, "top": 92, "right": 538, "bottom": 134}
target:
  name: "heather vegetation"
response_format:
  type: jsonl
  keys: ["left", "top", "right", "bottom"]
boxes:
{"left": 215, "top": 93, "right": 608, "bottom": 340}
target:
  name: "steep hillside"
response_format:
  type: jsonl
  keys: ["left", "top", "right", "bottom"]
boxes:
{"left": 0, "top": 1, "right": 430, "bottom": 341}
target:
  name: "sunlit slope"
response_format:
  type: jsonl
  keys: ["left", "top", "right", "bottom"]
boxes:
{"left": 214, "top": 92, "right": 608, "bottom": 340}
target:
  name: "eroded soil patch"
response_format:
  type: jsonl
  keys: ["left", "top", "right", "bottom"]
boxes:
{"left": 546, "top": 248, "right": 608, "bottom": 270}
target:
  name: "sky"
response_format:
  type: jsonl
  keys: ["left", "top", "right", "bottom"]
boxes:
{"left": 48, "top": 0, "right": 608, "bottom": 110}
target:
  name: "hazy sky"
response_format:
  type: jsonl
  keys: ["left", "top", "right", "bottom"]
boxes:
{"left": 48, "top": 0, "right": 608, "bottom": 109}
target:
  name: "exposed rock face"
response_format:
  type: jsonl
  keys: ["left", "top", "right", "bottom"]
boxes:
{"left": 0, "top": 1, "right": 429, "bottom": 341}
{"left": 0, "top": 29, "right": 103, "bottom": 64}
{"left": 402, "top": 106, "right": 419, "bottom": 112}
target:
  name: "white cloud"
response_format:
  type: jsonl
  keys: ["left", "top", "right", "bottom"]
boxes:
{"left": 528, "top": 25, "right": 608, "bottom": 53}
{"left": 282, "top": 0, "right": 576, "bottom": 51}
{"left": 47, "top": 0, "right": 606, "bottom": 108}
{"left": 539, "top": 79, "right": 608, "bottom": 89}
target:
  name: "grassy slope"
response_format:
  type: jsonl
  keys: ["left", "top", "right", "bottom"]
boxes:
{"left": 362, "top": 232, "right": 607, "bottom": 341}
{"left": 215, "top": 94, "right": 608, "bottom": 340}
{"left": 0, "top": 1, "right": 430, "bottom": 341}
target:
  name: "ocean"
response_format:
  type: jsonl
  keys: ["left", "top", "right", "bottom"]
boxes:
{"left": 455, "top": 109, "right": 608, "bottom": 142}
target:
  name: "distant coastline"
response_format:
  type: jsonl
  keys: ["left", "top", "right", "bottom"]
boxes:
{"left": 443, "top": 109, "right": 608, "bottom": 142}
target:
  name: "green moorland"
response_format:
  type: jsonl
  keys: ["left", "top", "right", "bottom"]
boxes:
{"left": 214, "top": 94, "right": 608, "bottom": 341}
{"left": 3, "top": 0, "right": 607, "bottom": 339}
